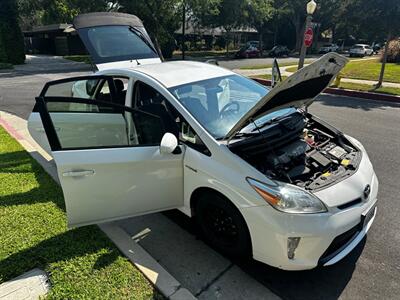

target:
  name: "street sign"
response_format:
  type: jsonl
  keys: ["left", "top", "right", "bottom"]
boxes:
{"left": 304, "top": 27, "right": 313, "bottom": 48}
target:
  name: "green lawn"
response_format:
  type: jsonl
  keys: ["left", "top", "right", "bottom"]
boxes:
{"left": 251, "top": 76, "right": 400, "bottom": 96}
{"left": 333, "top": 82, "right": 400, "bottom": 96}
{"left": 0, "top": 127, "right": 162, "bottom": 299}
{"left": 340, "top": 59, "right": 400, "bottom": 83}
{"left": 286, "top": 59, "right": 400, "bottom": 83}
{"left": 63, "top": 55, "right": 92, "bottom": 64}
{"left": 252, "top": 74, "right": 288, "bottom": 81}
{"left": 240, "top": 59, "right": 315, "bottom": 70}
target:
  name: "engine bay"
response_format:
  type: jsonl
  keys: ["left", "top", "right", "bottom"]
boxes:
{"left": 228, "top": 111, "right": 361, "bottom": 191}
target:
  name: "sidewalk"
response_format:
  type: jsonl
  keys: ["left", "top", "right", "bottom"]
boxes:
{"left": 0, "top": 111, "right": 280, "bottom": 300}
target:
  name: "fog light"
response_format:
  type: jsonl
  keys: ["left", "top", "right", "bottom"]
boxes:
{"left": 287, "top": 237, "right": 301, "bottom": 259}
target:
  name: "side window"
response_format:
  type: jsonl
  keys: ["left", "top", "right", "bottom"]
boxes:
{"left": 164, "top": 101, "right": 211, "bottom": 156}
{"left": 133, "top": 81, "right": 210, "bottom": 156}
{"left": 42, "top": 98, "right": 166, "bottom": 150}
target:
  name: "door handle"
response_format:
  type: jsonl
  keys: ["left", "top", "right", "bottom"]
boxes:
{"left": 62, "top": 170, "right": 95, "bottom": 177}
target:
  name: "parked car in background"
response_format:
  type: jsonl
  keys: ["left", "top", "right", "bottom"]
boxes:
{"left": 319, "top": 43, "right": 339, "bottom": 54}
{"left": 235, "top": 45, "right": 261, "bottom": 58}
{"left": 349, "top": 44, "right": 374, "bottom": 57}
{"left": 372, "top": 43, "right": 382, "bottom": 54}
{"left": 269, "top": 45, "right": 289, "bottom": 57}
{"left": 246, "top": 40, "right": 260, "bottom": 48}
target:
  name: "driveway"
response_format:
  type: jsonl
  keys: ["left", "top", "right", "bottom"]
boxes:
{"left": 1, "top": 55, "right": 399, "bottom": 299}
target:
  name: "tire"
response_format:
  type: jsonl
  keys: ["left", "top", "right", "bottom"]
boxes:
{"left": 195, "top": 192, "right": 251, "bottom": 259}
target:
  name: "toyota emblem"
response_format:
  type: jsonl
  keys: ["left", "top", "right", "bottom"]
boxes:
{"left": 363, "top": 184, "right": 371, "bottom": 199}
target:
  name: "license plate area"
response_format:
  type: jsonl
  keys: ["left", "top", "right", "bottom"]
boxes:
{"left": 361, "top": 204, "right": 376, "bottom": 228}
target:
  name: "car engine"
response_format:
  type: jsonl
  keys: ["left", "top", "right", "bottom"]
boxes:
{"left": 228, "top": 111, "right": 361, "bottom": 191}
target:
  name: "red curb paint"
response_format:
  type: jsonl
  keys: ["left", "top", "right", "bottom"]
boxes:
{"left": 0, "top": 117, "right": 25, "bottom": 140}
{"left": 251, "top": 77, "right": 400, "bottom": 103}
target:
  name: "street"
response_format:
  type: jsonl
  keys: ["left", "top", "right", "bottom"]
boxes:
{"left": 1, "top": 58, "right": 399, "bottom": 299}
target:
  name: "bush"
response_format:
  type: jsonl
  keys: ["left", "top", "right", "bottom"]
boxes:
{"left": 0, "top": 28, "right": 7, "bottom": 63}
{"left": 0, "top": 0, "right": 25, "bottom": 65}
{"left": 382, "top": 39, "right": 400, "bottom": 63}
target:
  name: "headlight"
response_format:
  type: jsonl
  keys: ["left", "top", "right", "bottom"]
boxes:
{"left": 247, "top": 178, "right": 327, "bottom": 214}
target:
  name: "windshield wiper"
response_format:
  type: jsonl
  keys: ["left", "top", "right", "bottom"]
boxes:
{"left": 128, "top": 27, "right": 158, "bottom": 55}
{"left": 250, "top": 115, "right": 288, "bottom": 132}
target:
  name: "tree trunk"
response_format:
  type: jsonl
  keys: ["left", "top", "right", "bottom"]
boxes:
{"left": 294, "top": 16, "right": 303, "bottom": 52}
{"left": 375, "top": 32, "right": 392, "bottom": 89}
{"left": 273, "top": 23, "right": 278, "bottom": 46}
{"left": 259, "top": 32, "right": 263, "bottom": 57}
{"left": 225, "top": 30, "right": 230, "bottom": 56}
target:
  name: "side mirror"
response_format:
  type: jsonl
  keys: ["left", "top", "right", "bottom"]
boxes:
{"left": 160, "top": 132, "right": 178, "bottom": 154}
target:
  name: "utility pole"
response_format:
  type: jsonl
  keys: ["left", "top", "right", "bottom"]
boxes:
{"left": 298, "top": 0, "right": 317, "bottom": 70}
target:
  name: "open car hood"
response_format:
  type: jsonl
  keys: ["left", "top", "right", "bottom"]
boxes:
{"left": 73, "top": 12, "right": 161, "bottom": 71}
{"left": 225, "top": 53, "right": 348, "bottom": 140}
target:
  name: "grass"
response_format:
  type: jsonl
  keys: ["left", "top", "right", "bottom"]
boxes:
{"left": 340, "top": 59, "right": 400, "bottom": 83}
{"left": 0, "top": 127, "right": 162, "bottom": 299}
{"left": 254, "top": 74, "right": 288, "bottom": 81}
{"left": 333, "top": 82, "right": 400, "bottom": 96}
{"left": 286, "top": 59, "right": 400, "bottom": 83}
{"left": 63, "top": 55, "right": 92, "bottom": 64}
{"left": 240, "top": 59, "right": 314, "bottom": 70}
{"left": 0, "top": 63, "right": 13, "bottom": 70}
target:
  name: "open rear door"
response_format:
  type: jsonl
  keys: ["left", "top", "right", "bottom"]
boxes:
{"left": 73, "top": 12, "right": 161, "bottom": 70}
{"left": 33, "top": 94, "right": 183, "bottom": 227}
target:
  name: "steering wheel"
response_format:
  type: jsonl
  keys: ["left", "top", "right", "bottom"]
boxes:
{"left": 219, "top": 101, "right": 240, "bottom": 118}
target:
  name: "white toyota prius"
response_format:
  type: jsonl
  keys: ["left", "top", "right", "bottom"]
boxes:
{"left": 28, "top": 13, "right": 378, "bottom": 270}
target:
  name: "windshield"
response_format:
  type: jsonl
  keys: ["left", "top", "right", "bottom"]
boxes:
{"left": 169, "top": 75, "right": 269, "bottom": 139}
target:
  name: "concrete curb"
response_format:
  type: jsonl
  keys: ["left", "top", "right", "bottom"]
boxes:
{"left": 0, "top": 111, "right": 197, "bottom": 300}
{"left": 251, "top": 78, "right": 400, "bottom": 103}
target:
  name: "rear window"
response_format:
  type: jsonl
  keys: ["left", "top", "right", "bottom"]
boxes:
{"left": 79, "top": 25, "right": 159, "bottom": 63}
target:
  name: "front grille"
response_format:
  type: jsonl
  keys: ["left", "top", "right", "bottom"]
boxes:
{"left": 318, "top": 221, "right": 361, "bottom": 265}
{"left": 337, "top": 198, "right": 362, "bottom": 210}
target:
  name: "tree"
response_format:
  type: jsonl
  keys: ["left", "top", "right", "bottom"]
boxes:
{"left": 246, "top": 0, "right": 274, "bottom": 53}
{"left": 200, "top": 0, "right": 248, "bottom": 53}
{"left": 115, "top": 0, "right": 181, "bottom": 59}
{"left": 17, "top": 0, "right": 109, "bottom": 27}
{"left": 336, "top": 0, "right": 400, "bottom": 88}
{"left": 0, "top": 0, "right": 25, "bottom": 64}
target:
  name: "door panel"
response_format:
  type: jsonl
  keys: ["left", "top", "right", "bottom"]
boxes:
{"left": 54, "top": 146, "right": 183, "bottom": 227}
{"left": 36, "top": 97, "right": 184, "bottom": 227}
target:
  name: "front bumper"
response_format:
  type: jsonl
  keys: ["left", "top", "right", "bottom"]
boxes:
{"left": 241, "top": 149, "right": 378, "bottom": 270}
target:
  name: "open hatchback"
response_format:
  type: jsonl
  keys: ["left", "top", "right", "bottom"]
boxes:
{"left": 73, "top": 12, "right": 161, "bottom": 70}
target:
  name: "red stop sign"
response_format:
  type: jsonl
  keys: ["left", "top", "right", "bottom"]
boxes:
{"left": 304, "top": 27, "right": 313, "bottom": 48}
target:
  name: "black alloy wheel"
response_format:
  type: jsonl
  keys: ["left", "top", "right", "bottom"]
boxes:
{"left": 195, "top": 193, "right": 251, "bottom": 259}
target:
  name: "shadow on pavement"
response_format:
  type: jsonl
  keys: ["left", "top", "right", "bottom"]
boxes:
{"left": 317, "top": 94, "right": 400, "bottom": 111}
{"left": 164, "top": 209, "right": 365, "bottom": 300}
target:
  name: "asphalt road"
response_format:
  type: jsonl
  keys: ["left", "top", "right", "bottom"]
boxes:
{"left": 1, "top": 59, "right": 399, "bottom": 299}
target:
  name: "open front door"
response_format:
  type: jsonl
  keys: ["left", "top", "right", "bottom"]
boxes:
{"left": 36, "top": 96, "right": 184, "bottom": 227}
